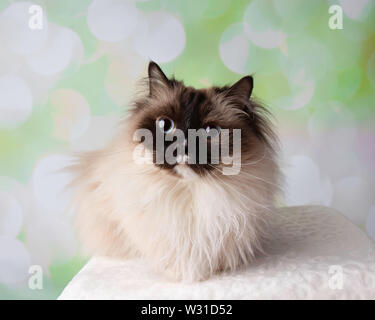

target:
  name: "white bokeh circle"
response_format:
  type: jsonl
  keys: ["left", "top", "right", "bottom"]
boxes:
{"left": 0, "top": 191, "right": 23, "bottom": 237}
{"left": 0, "top": 236, "right": 30, "bottom": 284}
{"left": 31, "top": 154, "right": 76, "bottom": 215}
{"left": 0, "top": 1, "right": 48, "bottom": 55}
{"left": 21, "top": 70, "right": 60, "bottom": 107}
{"left": 243, "top": 0, "right": 286, "bottom": 49}
{"left": 135, "top": 11, "right": 186, "bottom": 63}
{"left": 27, "top": 26, "right": 82, "bottom": 75}
{"left": 284, "top": 155, "right": 332, "bottom": 206}
{"left": 87, "top": 0, "right": 138, "bottom": 42}
{"left": 338, "top": 0, "right": 373, "bottom": 21}
{"left": 219, "top": 23, "right": 280, "bottom": 75}
{"left": 26, "top": 215, "right": 76, "bottom": 268}
{"left": 50, "top": 89, "right": 91, "bottom": 142}
{"left": 0, "top": 74, "right": 33, "bottom": 130}
{"left": 70, "top": 114, "right": 120, "bottom": 152}
{"left": 219, "top": 23, "right": 250, "bottom": 74}
{"left": 0, "top": 176, "right": 32, "bottom": 222}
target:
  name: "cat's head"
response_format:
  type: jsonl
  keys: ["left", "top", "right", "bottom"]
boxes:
{"left": 128, "top": 61, "right": 277, "bottom": 179}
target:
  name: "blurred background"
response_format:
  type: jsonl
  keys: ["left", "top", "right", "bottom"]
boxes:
{"left": 0, "top": 0, "right": 374, "bottom": 299}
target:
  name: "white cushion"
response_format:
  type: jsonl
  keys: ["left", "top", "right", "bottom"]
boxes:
{"left": 59, "top": 206, "right": 375, "bottom": 299}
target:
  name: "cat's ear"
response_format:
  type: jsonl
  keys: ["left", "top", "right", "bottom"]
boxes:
{"left": 226, "top": 76, "right": 253, "bottom": 100}
{"left": 148, "top": 61, "right": 170, "bottom": 95}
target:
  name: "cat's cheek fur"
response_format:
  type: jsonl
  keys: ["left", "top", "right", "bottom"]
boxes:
{"left": 71, "top": 130, "right": 280, "bottom": 282}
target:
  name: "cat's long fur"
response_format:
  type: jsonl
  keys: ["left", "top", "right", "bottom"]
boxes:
{"left": 70, "top": 62, "right": 281, "bottom": 282}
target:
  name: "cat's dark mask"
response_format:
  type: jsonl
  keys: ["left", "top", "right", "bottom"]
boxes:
{"left": 129, "top": 61, "right": 275, "bottom": 178}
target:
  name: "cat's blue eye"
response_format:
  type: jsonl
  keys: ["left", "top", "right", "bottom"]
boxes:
{"left": 205, "top": 125, "right": 221, "bottom": 137}
{"left": 156, "top": 117, "right": 175, "bottom": 134}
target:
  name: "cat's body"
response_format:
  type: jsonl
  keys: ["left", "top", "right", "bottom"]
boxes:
{"left": 71, "top": 62, "right": 281, "bottom": 282}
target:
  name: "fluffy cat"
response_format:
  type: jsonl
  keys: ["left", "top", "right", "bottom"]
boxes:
{"left": 70, "top": 62, "right": 281, "bottom": 282}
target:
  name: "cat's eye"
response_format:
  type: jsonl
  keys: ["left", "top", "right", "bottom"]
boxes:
{"left": 156, "top": 116, "right": 175, "bottom": 134}
{"left": 205, "top": 124, "right": 221, "bottom": 137}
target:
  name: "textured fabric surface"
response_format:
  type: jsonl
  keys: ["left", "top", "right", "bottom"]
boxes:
{"left": 59, "top": 206, "right": 375, "bottom": 300}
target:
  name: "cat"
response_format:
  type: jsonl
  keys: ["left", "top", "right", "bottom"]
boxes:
{"left": 70, "top": 61, "right": 282, "bottom": 282}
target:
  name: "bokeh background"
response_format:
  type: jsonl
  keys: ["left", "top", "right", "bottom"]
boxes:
{"left": 0, "top": 0, "right": 374, "bottom": 299}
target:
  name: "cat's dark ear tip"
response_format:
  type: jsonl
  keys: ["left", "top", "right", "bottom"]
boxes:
{"left": 148, "top": 61, "right": 158, "bottom": 73}
{"left": 240, "top": 75, "right": 254, "bottom": 94}
{"left": 244, "top": 75, "right": 253, "bottom": 86}
{"left": 148, "top": 61, "right": 169, "bottom": 94}
{"left": 226, "top": 75, "right": 254, "bottom": 100}
{"left": 148, "top": 61, "right": 166, "bottom": 79}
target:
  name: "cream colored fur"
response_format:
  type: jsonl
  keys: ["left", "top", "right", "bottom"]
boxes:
{"left": 71, "top": 123, "right": 281, "bottom": 282}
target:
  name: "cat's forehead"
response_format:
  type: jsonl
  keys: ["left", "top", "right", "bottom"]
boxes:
{"left": 179, "top": 87, "right": 212, "bottom": 111}
{"left": 152, "top": 86, "right": 215, "bottom": 120}
{"left": 169, "top": 85, "right": 244, "bottom": 126}
{"left": 132, "top": 81, "right": 248, "bottom": 132}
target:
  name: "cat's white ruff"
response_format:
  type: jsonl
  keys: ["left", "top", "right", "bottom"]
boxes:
{"left": 59, "top": 205, "right": 375, "bottom": 299}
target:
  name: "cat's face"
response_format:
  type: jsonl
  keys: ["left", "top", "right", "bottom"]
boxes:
{"left": 128, "top": 62, "right": 275, "bottom": 179}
